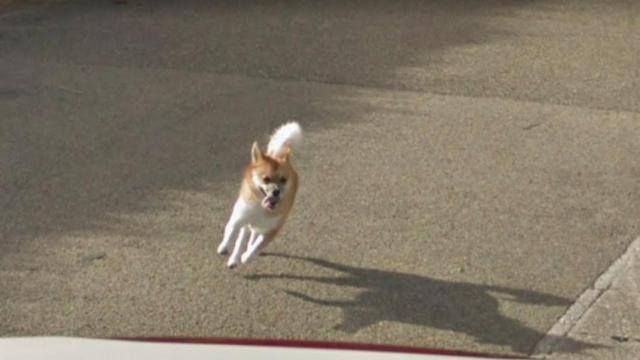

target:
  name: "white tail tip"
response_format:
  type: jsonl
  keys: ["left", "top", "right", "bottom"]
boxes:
{"left": 267, "top": 122, "right": 303, "bottom": 157}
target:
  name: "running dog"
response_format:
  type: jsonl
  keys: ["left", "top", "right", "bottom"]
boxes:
{"left": 217, "top": 122, "right": 302, "bottom": 269}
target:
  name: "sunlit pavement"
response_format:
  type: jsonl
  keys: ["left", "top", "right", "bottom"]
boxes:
{"left": 1, "top": 1, "right": 639, "bottom": 358}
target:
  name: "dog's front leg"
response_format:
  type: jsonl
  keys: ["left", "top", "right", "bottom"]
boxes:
{"left": 227, "top": 226, "right": 249, "bottom": 269}
{"left": 217, "top": 203, "right": 245, "bottom": 255}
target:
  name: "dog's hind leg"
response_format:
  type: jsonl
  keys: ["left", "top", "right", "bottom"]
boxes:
{"left": 241, "top": 231, "right": 274, "bottom": 264}
{"left": 248, "top": 230, "right": 261, "bottom": 248}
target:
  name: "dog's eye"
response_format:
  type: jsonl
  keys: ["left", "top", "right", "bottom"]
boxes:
{"left": 280, "top": 177, "right": 287, "bottom": 184}
{"left": 262, "top": 176, "right": 271, "bottom": 183}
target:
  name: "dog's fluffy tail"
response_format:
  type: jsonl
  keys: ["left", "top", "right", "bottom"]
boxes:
{"left": 267, "top": 122, "right": 303, "bottom": 158}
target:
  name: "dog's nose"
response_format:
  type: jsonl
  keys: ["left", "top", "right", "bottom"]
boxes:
{"left": 273, "top": 189, "right": 280, "bottom": 197}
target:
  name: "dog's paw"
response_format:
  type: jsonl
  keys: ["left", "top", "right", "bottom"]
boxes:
{"left": 227, "top": 260, "right": 238, "bottom": 269}
{"left": 217, "top": 243, "right": 230, "bottom": 255}
{"left": 240, "top": 252, "right": 252, "bottom": 264}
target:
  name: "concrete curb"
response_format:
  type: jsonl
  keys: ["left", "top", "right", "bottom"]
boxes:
{"left": 532, "top": 237, "right": 640, "bottom": 357}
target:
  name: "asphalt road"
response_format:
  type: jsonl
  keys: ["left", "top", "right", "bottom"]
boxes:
{"left": 1, "top": 0, "right": 639, "bottom": 357}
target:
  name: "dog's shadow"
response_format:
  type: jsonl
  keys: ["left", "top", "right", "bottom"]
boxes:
{"left": 245, "top": 253, "right": 601, "bottom": 355}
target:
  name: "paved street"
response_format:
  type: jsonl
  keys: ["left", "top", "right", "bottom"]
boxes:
{"left": 1, "top": 1, "right": 639, "bottom": 358}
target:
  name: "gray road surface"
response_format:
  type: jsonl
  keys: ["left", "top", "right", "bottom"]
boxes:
{"left": 1, "top": 0, "right": 639, "bottom": 357}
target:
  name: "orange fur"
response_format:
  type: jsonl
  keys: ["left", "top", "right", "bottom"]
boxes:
{"left": 217, "top": 123, "right": 302, "bottom": 268}
{"left": 240, "top": 149, "right": 299, "bottom": 245}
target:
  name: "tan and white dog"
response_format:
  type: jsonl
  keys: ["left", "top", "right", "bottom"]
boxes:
{"left": 217, "top": 122, "right": 303, "bottom": 268}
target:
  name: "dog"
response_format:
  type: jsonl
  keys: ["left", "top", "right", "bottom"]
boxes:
{"left": 217, "top": 122, "right": 303, "bottom": 269}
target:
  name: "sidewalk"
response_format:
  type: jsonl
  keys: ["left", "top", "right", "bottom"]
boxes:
{"left": 535, "top": 238, "right": 640, "bottom": 359}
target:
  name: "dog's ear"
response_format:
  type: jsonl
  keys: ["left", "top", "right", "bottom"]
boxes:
{"left": 251, "top": 142, "right": 263, "bottom": 163}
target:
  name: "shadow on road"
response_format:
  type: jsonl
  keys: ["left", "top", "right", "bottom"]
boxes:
{"left": 0, "top": 0, "right": 534, "bottom": 256}
{"left": 246, "top": 253, "right": 602, "bottom": 355}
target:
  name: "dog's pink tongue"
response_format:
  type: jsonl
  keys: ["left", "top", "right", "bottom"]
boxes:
{"left": 262, "top": 196, "right": 278, "bottom": 209}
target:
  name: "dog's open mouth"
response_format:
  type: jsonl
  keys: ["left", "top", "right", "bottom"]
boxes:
{"left": 261, "top": 196, "right": 279, "bottom": 210}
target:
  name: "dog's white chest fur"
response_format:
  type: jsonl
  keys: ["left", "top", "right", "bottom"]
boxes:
{"left": 233, "top": 198, "right": 281, "bottom": 234}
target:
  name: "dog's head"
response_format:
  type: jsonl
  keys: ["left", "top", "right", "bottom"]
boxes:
{"left": 248, "top": 142, "right": 295, "bottom": 211}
